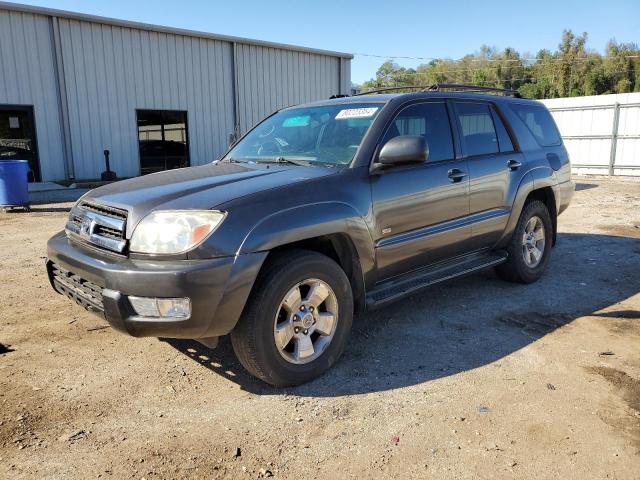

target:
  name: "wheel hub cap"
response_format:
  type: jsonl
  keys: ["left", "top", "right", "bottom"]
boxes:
{"left": 300, "top": 312, "right": 314, "bottom": 329}
{"left": 521, "top": 215, "right": 546, "bottom": 268}
{"left": 273, "top": 278, "right": 339, "bottom": 365}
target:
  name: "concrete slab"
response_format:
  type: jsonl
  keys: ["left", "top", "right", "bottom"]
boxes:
{"left": 29, "top": 188, "right": 90, "bottom": 204}
{"left": 28, "top": 182, "right": 67, "bottom": 192}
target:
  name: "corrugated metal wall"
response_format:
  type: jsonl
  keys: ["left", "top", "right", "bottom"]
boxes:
{"left": 0, "top": 5, "right": 351, "bottom": 181}
{"left": 56, "top": 18, "right": 236, "bottom": 179}
{"left": 541, "top": 93, "right": 640, "bottom": 176}
{"left": 235, "top": 44, "right": 344, "bottom": 133}
{"left": 0, "top": 10, "right": 66, "bottom": 180}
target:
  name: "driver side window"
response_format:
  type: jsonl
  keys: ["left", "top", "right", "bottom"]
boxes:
{"left": 383, "top": 102, "right": 455, "bottom": 162}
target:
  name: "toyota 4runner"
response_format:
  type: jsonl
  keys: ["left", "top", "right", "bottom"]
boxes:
{"left": 47, "top": 85, "right": 574, "bottom": 386}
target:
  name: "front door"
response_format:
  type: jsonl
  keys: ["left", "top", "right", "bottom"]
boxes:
{"left": 0, "top": 106, "right": 40, "bottom": 182}
{"left": 371, "top": 101, "right": 470, "bottom": 281}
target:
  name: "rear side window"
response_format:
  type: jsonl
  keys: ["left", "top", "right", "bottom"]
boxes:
{"left": 454, "top": 102, "right": 499, "bottom": 156}
{"left": 511, "top": 103, "right": 561, "bottom": 146}
{"left": 383, "top": 102, "right": 454, "bottom": 162}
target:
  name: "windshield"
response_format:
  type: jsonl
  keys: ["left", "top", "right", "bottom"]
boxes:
{"left": 223, "top": 103, "right": 382, "bottom": 166}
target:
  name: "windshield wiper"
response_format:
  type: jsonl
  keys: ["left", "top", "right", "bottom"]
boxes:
{"left": 256, "top": 157, "right": 311, "bottom": 167}
{"left": 223, "top": 158, "right": 250, "bottom": 164}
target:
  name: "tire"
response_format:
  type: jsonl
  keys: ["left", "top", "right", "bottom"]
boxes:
{"left": 230, "top": 249, "right": 354, "bottom": 387}
{"left": 495, "top": 200, "right": 553, "bottom": 284}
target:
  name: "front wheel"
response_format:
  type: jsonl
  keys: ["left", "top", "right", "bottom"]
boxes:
{"left": 495, "top": 200, "right": 553, "bottom": 284}
{"left": 231, "top": 250, "right": 353, "bottom": 386}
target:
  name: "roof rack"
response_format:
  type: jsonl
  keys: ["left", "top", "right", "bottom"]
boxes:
{"left": 353, "top": 85, "right": 433, "bottom": 96}
{"left": 352, "top": 83, "right": 522, "bottom": 98}
{"left": 426, "top": 84, "right": 522, "bottom": 97}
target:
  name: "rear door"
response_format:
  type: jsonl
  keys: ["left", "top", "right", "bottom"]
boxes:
{"left": 371, "top": 100, "right": 471, "bottom": 281}
{"left": 452, "top": 101, "right": 525, "bottom": 249}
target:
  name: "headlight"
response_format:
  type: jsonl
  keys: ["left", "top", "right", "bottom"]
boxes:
{"left": 130, "top": 210, "right": 226, "bottom": 254}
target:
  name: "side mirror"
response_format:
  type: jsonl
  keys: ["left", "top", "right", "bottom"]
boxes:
{"left": 376, "top": 135, "right": 428, "bottom": 170}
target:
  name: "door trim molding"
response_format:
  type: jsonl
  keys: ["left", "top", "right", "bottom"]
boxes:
{"left": 376, "top": 207, "right": 510, "bottom": 249}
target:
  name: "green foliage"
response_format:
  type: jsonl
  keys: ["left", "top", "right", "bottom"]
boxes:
{"left": 360, "top": 31, "right": 639, "bottom": 99}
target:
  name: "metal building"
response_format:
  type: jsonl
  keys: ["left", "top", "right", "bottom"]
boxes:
{"left": 0, "top": 2, "right": 352, "bottom": 182}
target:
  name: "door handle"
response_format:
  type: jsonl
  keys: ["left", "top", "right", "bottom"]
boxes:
{"left": 507, "top": 159, "right": 522, "bottom": 171}
{"left": 447, "top": 168, "right": 466, "bottom": 182}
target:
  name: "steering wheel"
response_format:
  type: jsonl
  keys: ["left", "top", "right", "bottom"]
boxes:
{"left": 257, "top": 139, "right": 283, "bottom": 156}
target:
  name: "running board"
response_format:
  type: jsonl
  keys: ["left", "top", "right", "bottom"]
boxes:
{"left": 366, "top": 251, "right": 507, "bottom": 309}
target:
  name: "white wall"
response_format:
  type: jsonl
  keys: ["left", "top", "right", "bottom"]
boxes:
{"left": 540, "top": 93, "right": 640, "bottom": 176}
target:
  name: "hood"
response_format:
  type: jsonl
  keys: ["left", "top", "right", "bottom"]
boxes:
{"left": 83, "top": 162, "right": 337, "bottom": 235}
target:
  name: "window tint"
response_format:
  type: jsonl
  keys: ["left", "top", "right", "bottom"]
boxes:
{"left": 490, "top": 108, "right": 514, "bottom": 152}
{"left": 455, "top": 102, "right": 499, "bottom": 156}
{"left": 383, "top": 102, "right": 454, "bottom": 162}
{"left": 511, "top": 103, "right": 561, "bottom": 146}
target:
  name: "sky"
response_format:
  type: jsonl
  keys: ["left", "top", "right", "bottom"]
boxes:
{"left": 13, "top": 0, "right": 640, "bottom": 84}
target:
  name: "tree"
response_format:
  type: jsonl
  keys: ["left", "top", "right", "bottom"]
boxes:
{"left": 359, "top": 31, "right": 640, "bottom": 99}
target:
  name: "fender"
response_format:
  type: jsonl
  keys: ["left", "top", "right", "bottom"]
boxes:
{"left": 495, "top": 165, "right": 559, "bottom": 249}
{"left": 205, "top": 203, "right": 375, "bottom": 334}
{"left": 530, "top": 165, "right": 558, "bottom": 190}
{"left": 238, "top": 201, "right": 376, "bottom": 279}
{"left": 494, "top": 171, "right": 535, "bottom": 248}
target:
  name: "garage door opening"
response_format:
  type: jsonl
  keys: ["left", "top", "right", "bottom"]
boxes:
{"left": 0, "top": 105, "right": 40, "bottom": 182}
{"left": 137, "top": 110, "right": 190, "bottom": 175}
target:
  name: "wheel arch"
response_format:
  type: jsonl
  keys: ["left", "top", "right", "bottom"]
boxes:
{"left": 238, "top": 202, "right": 375, "bottom": 313}
{"left": 525, "top": 187, "right": 557, "bottom": 246}
{"left": 496, "top": 168, "right": 558, "bottom": 249}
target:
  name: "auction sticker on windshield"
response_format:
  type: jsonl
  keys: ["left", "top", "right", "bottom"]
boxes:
{"left": 335, "top": 107, "right": 379, "bottom": 119}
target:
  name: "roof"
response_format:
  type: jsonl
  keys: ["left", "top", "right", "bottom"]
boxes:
{"left": 0, "top": 1, "right": 353, "bottom": 59}
{"left": 296, "top": 91, "right": 541, "bottom": 109}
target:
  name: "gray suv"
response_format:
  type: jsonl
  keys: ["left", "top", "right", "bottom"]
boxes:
{"left": 46, "top": 85, "right": 574, "bottom": 386}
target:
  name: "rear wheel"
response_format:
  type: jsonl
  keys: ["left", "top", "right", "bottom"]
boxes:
{"left": 231, "top": 250, "right": 353, "bottom": 386}
{"left": 495, "top": 200, "right": 553, "bottom": 284}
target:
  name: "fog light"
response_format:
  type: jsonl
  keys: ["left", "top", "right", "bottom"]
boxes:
{"left": 129, "top": 296, "right": 191, "bottom": 319}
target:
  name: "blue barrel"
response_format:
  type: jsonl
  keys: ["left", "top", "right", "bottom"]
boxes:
{"left": 0, "top": 160, "right": 30, "bottom": 207}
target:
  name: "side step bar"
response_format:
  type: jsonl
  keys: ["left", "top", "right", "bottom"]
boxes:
{"left": 366, "top": 251, "right": 508, "bottom": 309}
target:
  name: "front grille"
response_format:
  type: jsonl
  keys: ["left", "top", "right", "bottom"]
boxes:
{"left": 93, "top": 224, "right": 122, "bottom": 239}
{"left": 65, "top": 201, "right": 128, "bottom": 254}
{"left": 49, "top": 263, "right": 104, "bottom": 313}
{"left": 79, "top": 201, "right": 127, "bottom": 221}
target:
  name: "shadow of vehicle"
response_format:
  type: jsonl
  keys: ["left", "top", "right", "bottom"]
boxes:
{"left": 575, "top": 183, "right": 598, "bottom": 191}
{"left": 166, "top": 232, "right": 640, "bottom": 396}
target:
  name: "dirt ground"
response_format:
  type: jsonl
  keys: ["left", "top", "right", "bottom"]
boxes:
{"left": 1, "top": 176, "right": 639, "bottom": 479}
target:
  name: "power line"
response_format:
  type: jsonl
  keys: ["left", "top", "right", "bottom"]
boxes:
{"left": 353, "top": 52, "right": 640, "bottom": 64}
{"left": 370, "top": 66, "right": 634, "bottom": 79}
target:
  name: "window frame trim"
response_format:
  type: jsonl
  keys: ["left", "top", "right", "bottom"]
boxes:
{"left": 489, "top": 105, "right": 517, "bottom": 154}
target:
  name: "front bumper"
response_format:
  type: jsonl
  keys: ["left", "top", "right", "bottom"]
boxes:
{"left": 46, "top": 231, "right": 266, "bottom": 339}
